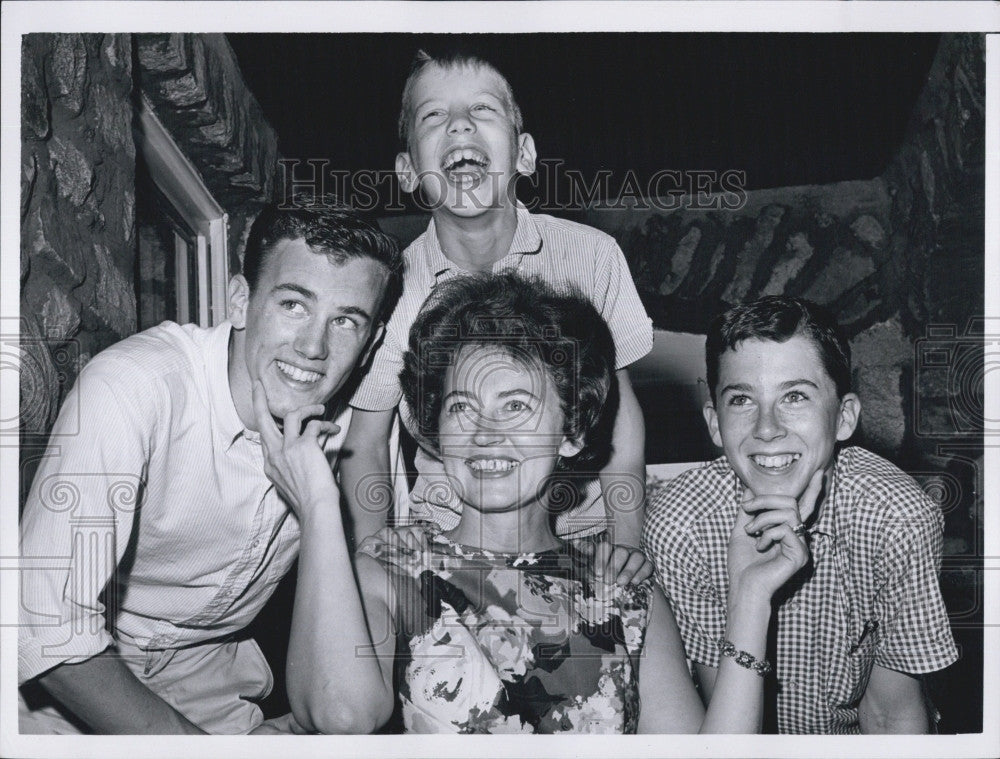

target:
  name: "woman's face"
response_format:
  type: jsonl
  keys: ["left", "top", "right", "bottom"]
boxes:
{"left": 437, "top": 345, "right": 581, "bottom": 515}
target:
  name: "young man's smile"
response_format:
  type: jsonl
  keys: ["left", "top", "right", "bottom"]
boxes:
{"left": 228, "top": 237, "right": 388, "bottom": 428}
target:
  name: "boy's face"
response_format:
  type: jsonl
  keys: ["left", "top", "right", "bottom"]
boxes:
{"left": 703, "top": 334, "right": 860, "bottom": 499}
{"left": 396, "top": 63, "right": 536, "bottom": 219}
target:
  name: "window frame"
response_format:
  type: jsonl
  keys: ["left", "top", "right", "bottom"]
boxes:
{"left": 136, "top": 94, "right": 229, "bottom": 327}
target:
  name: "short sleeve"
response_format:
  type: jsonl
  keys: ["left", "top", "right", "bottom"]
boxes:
{"left": 873, "top": 500, "right": 958, "bottom": 675}
{"left": 642, "top": 490, "right": 726, "bottom": 668}
{"left": 591, "top": 239, "right": 653, "bottom": 370}
{"left": 19, "top": 357, "right": 158, "bottom": 682}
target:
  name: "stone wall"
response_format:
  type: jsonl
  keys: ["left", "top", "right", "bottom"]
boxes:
{"left": 19, "top": 33, "right": 137, "bottom": 502}
{"left": 135, "top": 33, "right": 279, "bottom": 272}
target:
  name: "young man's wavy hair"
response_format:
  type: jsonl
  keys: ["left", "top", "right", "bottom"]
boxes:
{"left": 401, "top": 272, "right": 616, "bottom": 473}
{"left": 705, "top": 295, "right": 853, "bottom": 403}
{"left": 397, "top": 47, "right": 524, "bottom": 151}
{"left": 241, "top": 193, "right": 404, "bottom": 322}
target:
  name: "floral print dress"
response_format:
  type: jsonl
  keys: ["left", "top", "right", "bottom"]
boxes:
{"left": 358, "top": 524, "right": 651, "bottom": 734}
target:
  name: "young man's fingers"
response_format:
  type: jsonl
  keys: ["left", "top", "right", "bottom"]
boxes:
{"left": 252, "top": 381, "right": 283, "bottom": 451}
{"left": 303, "top": 419, "right": 340, "bottom": 442}
{"left": 797, "top": 468, "right": 826, "bottom": 523}
{"left": 282, "top": 404, "right": 326, "bottom": 443}
{"left": 755, "top": 523, "right": 808, "bottom": 562}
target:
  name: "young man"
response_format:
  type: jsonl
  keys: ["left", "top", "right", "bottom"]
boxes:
{"left": 18, "top": 199, "right": 402, "bottom": 734}
{"left": 643, "top": 296, "right": 958, "bottom": 734}
{"left": 341, "top": 49, "right": 653, "bottom": 568}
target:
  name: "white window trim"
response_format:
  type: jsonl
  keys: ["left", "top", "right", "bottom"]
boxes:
{"left": 137, "top": 93, "right": 229, "bottom": 326}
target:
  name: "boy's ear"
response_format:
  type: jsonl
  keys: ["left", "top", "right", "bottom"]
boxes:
{"left": 835, "top": 393, "right": 861, "bottom": 442}
{"left": 515, "top": 133, "right": 537, "bottom": 176}
{"left": 559, "top": 435, "right": 584, "bottom": 459}
{"left": 395, "top": 151, "right": 419, "bottom": 193}
{"left": 228, "top": 275, "right": 250, "bottom": 329}
{"left": 703, "top": 402, "right": 723, "bottom": 448}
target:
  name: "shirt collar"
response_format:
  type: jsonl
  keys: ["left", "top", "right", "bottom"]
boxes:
{"left": 424, "top": 202, "right": 543, "bottom": 282}
{"left": 204, "top": 321, "right": 255, "bottom": 449}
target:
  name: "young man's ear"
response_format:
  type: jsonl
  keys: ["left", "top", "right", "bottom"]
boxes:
{"left": 515, "top": 133, "right": 537, "bottom": 176}
{"left": 228, "top": 275, "right": 250, "bottom": 329}
{"left": 395, "top": 151, "right": 419, "bottom": 193}
{"left": 835, "top": 393, "right": 862, "bottom": 442}
{"left": 703, "top": 402, "right": 723, "bottom": 448}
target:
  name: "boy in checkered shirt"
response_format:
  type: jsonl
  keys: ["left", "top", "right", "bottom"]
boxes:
{"left": 643, "top": 296, "right": 957, "bottom": 733}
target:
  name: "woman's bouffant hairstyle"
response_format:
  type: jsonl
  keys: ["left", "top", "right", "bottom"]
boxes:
{"left": 705, "top": 295, "right": 852, "bottom": 402}
{"left": 401, "top": 272, "right": 617, "bottom": 472}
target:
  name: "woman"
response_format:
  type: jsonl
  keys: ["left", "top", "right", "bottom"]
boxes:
{"left": 254, "top": 273, "right": 809, "bottom": 733}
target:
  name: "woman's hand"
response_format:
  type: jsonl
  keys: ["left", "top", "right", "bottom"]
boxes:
{"left": 253, "top": 380, "right": 341, "bottom": 521}
{"left": 726, "top": 469, "right": 822, "bottom": 603}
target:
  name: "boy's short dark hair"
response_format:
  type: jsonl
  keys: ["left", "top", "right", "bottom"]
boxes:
{"left": 706, "top": 296, "right": 852, "bottom": 402}
{"left": 401, "top": 272, "right": 615, "bottom": 472}
{"left": 398, "top": 48, "right": 524, "bottom": 151}
{"left": 241, "top": 194, "right": 403, "bottom": 321}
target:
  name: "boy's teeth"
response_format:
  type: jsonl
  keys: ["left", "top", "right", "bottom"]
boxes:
{"left": 752, "top": 453, "right": 800, "bottom": 469}
{"left": 468, "top": 458, "right": 519, "bottom": 472}
{"left": 276, "top": 360, "right": 322, "bottom": 383}
{"left": 442, "top": 147, "right": 489, "bottom": 170}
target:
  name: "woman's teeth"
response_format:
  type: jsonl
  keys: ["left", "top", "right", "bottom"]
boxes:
{"left": 276, "top": 360, "right": 322, "bottom": 384}
{"left": 751, "top": 453, "right": 801, "bottom": 469}
{"left": 467, "top": 459, "right": 519, "bottom": 472}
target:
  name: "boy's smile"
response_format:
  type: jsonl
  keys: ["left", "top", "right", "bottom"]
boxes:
{"left": 396, "top": 63, "right": 536, "bottom": 218}
{"left": 704, "top": 335, "right": 860, "bottom": 500}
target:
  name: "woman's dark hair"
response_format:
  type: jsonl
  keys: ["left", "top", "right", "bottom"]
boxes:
{"left": 401, "top": 272, "right": 616, "bottom": 472}
{"left": 241, "top": 194, "right": 403, "bottom": 321}
{"left": 705, "top": 295, "right": 852, "bottom": 402}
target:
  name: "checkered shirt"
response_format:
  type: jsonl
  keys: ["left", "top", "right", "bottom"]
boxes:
{"left": 642, "top": 446, "right": 958, "bottom": 734}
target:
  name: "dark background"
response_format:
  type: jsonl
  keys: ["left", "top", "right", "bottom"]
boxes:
{"left": 229, "top": 33, "right": 941, "bottom": 206}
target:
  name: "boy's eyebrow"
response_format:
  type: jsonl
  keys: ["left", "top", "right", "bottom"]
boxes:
{"left": 719, "top": 382, "right": 754, "bottom": 395}
{"left": 780, "top": 379, "right": 820, "bottom": 390}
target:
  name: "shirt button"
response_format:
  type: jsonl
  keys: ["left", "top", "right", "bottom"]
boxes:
{"left": 786, "top": 680, "right": 797, "bottom": 691}
{"left": 789, "top": 600, "right": 800, "bottom": 611}
{"left": 252, "top": 539, "right": 261, "bottom": 548}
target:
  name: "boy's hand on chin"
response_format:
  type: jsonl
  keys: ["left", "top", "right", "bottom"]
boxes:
{"left": 727, "top": 469, "right": 823, "bottom": 600}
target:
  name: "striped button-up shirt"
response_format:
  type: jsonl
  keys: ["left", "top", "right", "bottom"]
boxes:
{"left": 350, "top": 204, "right": 653, "bottom": 536}
{"left": 19, "top": 321, "right": 347, "bottom": 682}
{"left": 643, "top": 447, "right": 958, "bottom": 733}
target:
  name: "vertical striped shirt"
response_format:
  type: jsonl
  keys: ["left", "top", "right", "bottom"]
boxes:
{"left": 642, "top": 447, "right": 958, "bottom": 733}
{"left": 18, "top": 321, "right": 348, "bottom": 683}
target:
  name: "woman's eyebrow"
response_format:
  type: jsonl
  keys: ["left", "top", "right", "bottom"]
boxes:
{"left": 497, "top": 389, "right": 540, "bottom": 401}
{"left": 779, "top": 379, "right": 820, "bottom": 390}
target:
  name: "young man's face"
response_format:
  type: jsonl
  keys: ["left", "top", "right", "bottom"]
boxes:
{"left": 228, "top": 237, "right": 387, "bottom": 427}
{"left": 395, "top": 63, "right": 536, "bottom": 219}
{"left": 703, "top": 334, "right": 860, "bottom": 499}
